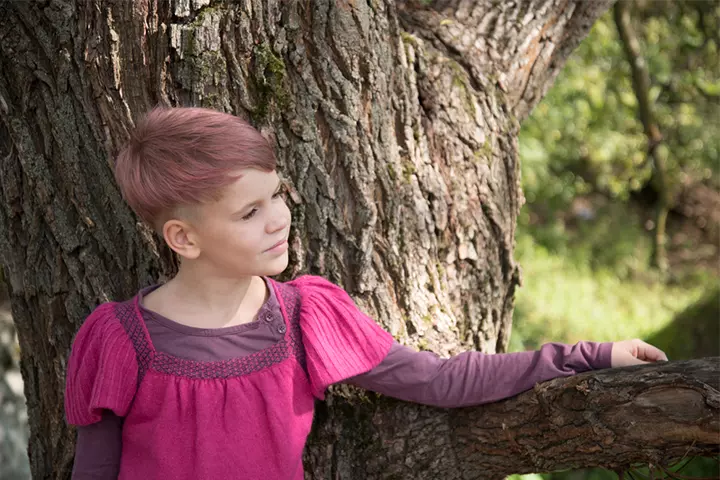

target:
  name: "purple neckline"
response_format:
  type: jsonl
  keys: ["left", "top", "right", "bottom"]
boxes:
{"left": 137, "top": 277, "right": 281, "bottom": 337}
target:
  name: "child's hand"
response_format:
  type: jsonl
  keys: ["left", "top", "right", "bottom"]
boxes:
{"left": 611, "top": 339, "right": 669, "bottom": 367}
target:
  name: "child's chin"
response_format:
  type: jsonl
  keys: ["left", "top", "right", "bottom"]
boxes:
{"left": 263, "top": 255, "right": 289, "bottom": 276}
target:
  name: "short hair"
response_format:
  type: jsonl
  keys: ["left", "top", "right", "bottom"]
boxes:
{"left": 114, "top": 107, "right": 276, "bottom": 228}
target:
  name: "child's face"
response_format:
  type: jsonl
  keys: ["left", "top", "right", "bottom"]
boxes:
{"left": 171, "top": 168, "right": 292, "bottom": 278}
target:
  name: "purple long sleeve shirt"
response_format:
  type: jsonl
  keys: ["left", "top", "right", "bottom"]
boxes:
{"left": 71, "top": 281, "right": 612, "bottom": 479}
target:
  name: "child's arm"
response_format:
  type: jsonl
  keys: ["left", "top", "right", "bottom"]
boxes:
{"left": 65, "top": 303, "right": 138, "bottom": 479}
{"left": 346, "top": 340, "right": 661, "bottom": 407}
{"left": 72, "top": 412, "right": 123, "bottom": 479}
{"left": 291, "top": 275, "right": 666, "bottom": 404}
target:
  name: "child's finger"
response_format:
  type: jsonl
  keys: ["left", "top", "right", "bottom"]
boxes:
{"left": 636, "top": 341, "right": 668, "bottom": 362}
{"left": 624, "top": 351, "right": 650, "bottom": 366}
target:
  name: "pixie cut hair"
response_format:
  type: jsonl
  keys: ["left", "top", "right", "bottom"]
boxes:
{"left": 114, "top": 107, "right": 276, "bottom": 227}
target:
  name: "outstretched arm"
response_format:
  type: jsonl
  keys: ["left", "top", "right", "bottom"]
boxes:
{"left": 348, "top": 339, "right": 666, "bottom": 408}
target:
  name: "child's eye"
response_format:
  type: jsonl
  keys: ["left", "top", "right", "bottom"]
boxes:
{"left": 272, "top": 186, "right": 287, "bottom": 200}
{"left": 242, "top": 208, "right": 258, "bottom": 221}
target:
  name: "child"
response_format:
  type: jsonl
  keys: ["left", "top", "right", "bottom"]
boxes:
{"left": 65, "top": 107, "right": 668, "bottom": 480}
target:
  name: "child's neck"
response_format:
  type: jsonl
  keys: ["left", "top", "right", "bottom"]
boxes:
{"left": 143, "top": 266, "right": 268, "bottom": 329}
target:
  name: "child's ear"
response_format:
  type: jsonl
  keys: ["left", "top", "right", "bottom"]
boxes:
{"left": 163, "top": 219, "right": 201, "bottom": 260}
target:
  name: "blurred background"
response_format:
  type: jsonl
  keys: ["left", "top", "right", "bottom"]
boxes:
{"left": 508, "top": 1, "right": 719, "bottom": 479}
{"left": 0, "top": 1, "right": 718, "bottom": 479}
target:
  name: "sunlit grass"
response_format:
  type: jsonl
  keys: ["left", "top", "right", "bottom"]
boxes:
{"left": 508, "top": 233, "right": 706, "bottom": 353}
{"left": 506, "top": 232, "right": 716, "bottom": 480}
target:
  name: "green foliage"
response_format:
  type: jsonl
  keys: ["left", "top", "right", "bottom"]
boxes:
{"left": 637, "top": 1, "right": 720, "bottom": 186}
{"left": 519, "top": 3, "right": 720, "bottom": 219}
{"left": 510, "top": 3, "right": 719, "bottom": 478}
{"left": 520, "top": 17, "right": 647, "bottom": 209}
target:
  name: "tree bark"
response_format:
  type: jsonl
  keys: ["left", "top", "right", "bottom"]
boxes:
{"left": 1, "top": 0, "right": 715, "bottom": 479}
{"left": 614, "top": 0, "right": 670, "bottom": 274}
{"left": 304, "top": 358, "right": 720, "bottom": 479}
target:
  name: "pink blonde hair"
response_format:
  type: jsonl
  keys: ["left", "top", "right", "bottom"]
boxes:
{"left": 114, "top": 107, "right": 276, "bottom": 227}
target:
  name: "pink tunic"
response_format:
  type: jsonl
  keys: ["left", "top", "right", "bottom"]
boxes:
{"left": 64, "top": 276, "right": 394, "bottom": 479}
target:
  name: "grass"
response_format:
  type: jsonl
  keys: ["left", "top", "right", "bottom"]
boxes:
{"left": 508, "top": 233, "right": 708, "bottom": 353}
{"left": 505, "top": 221, "right": 718, "bottom": 480}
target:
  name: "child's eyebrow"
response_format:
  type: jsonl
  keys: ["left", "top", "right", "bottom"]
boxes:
{"left": 233, "top": 179, "right": 282, "bottom": 214}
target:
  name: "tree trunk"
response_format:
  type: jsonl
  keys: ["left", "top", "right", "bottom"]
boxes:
{"left": 0, "top": 0, "right": 716, "bottom": 478}
{"left": 614, "top": 0, "right": 670, "bottom": 274}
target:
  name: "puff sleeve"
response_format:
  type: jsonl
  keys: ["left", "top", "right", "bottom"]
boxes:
{"left": 65, "top": 302, "right": 139, "bottom": 426}
{"left": 291, "top": 276, "right": 394, "bottom": 399}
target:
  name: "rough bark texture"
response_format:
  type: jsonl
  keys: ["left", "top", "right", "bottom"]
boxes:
{"left": 304, "top": 358, "right": 720, "bottom": 479}
{"left": 2, "top": 1, "right": 715, "bottom": 479}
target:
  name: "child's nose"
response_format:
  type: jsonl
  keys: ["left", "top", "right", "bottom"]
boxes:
{"left": 266, "top": 213, "right": 289, "bottom": 234}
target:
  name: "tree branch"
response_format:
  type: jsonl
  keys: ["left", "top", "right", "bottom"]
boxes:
{"left": 614, "top": 0, "right": 670, "bottom": 272}
{"left": 397, "top": 0, "right": 616, "bottom": 122}
{"left": 614, "top": 1, "right": 660, "bottom": 145}
{"left": 306, "top": 358, "right": 720, "bottom": 479}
